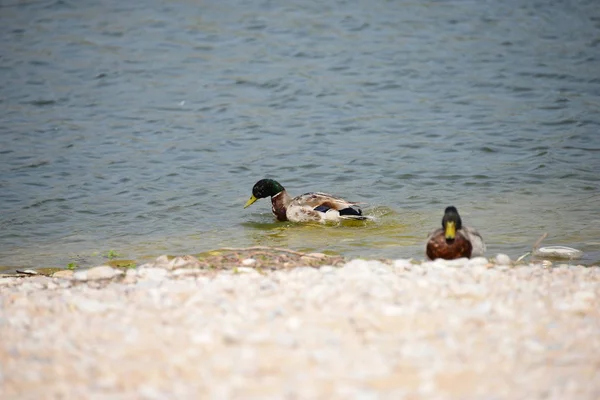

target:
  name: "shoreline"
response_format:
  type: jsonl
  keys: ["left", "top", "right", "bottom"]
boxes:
{"left": 1, "top": 242, "right": 597, "bottom": 279}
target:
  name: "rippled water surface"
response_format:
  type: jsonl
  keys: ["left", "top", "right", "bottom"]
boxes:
{"left": 1, "top": 0, "right": 599, "bottom": 269}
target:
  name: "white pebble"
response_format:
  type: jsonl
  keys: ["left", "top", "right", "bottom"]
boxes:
{"left": 191, "top": 331, "right": 214, "bottom": 345}
{"left": 495, "top": 253, "right": 512, "bottom": 266}
{"left": 288, "top": 267, "right": 319, "bottom": 279}
{"left": 73, "top": 266, "right": 123, "bottom": 281}
{"left": 440, "top": 258, "right": 469, "bottom": 268}
{"left": 422, "top": 259, "right": 447, "bottom": 269}
{"left": 241, "top": 258, "right": 257, "bottom": 266}
{"left": 524, "top": 339, "right": 546, "bottom": 353}
{"left": 393, "top": 259, "right": 413, "bottom": 269}
{"left": 73, "top": 270, "right": 88, "bottom": 281}
{"left": 319, "top": 266, "right": 337, "bottom": 274}
{"left": 73, "top": 298, "right": 109, "bottom": 313}
{"left": 172, "top": 269, "right": 199, "bottom": 277}
{"left": 466, "top": 257, "right": 489, "bottom": 267}
{"left": 341, "top": 259, "right": 388, "bottom": 276}
{"left": 121, "top": 268, "right": 138, "bottom": 284}
{"left": 137, "top": 267, "right": 168, "bottom": 281}
{"left": 286, "top": 317, "right": 302, "bottom": 330}
{"left": 573, "top": 291, "right": 596, "bottom": 303}
{"left": 222, "top": 328, "right": 241, "bottom": 344}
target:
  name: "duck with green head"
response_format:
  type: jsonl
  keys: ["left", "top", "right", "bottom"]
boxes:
{"left": 244, "top": 178, "right": 367, "bottom": 223}
{"left": 426, "top": 206, "right": 486, "bottom": 260}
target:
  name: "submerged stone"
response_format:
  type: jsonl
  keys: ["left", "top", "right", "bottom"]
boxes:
{"left": 534, "top": 246, "right": 583, "bottom": 260}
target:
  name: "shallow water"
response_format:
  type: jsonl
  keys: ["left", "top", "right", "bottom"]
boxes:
{"left": 1, "top": 0, "right": 599, "bottom": 269}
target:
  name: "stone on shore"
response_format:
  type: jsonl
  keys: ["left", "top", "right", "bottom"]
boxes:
{"left": 52, "top": 270, "right": 74, "bottom": 279}
{"left": 73, "top": 266, "right": 123, "bottom": 281}
{"left": 495, "top": 253, "right": 512, "bottom": 265}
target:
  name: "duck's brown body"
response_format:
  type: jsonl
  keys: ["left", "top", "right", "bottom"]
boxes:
{"left": 426, "top": 229, "right": 473, "bottom": 260}
{"left": 271, "top": 191, "right": 291, "bottom": 221}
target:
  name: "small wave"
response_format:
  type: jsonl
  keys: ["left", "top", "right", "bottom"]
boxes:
{"left": 11, "top": 160, "right": 50, "bottom": 171}
{"left": 540, "top": 118, "right": 578, "bottom": 126}
{"left": 23, "top": 198, "right": 66, "bottom": 209}
{"left": 28, "top": 99, "right": 57, "bottom": 106}
{"left": 564, "top": 146, "right": 600, "bottom": 152}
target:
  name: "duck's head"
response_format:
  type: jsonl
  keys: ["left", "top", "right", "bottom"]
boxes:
{"left": 244, "top": 179, "right": 285, "bottom": 208}
{"left": 441, "top": 206, "right": 463, "bottom": 241}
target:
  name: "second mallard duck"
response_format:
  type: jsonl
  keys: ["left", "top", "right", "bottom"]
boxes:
{"left": 426, "top": 206, "right": 486, "bottom": 260}
{"left": 244, "top": 178, "right": 367, "bottom": 223}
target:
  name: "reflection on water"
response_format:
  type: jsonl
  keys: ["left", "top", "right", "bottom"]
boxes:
{"left": 0, "top": 0, "right": 599, "bottom": 269}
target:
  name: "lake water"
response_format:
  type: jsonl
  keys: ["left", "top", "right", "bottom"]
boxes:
{"left": 1, "top": 0, "right": 599, "bottom": 270}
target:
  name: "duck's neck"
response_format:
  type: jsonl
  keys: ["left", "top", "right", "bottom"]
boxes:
{"left": 271, "top": 190, "right": 292, "bottom": 221}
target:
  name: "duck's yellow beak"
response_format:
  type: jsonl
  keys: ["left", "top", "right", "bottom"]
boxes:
{"left": 244, "top": 195, "right": 258, "bottom": 208}
{"left": 444, "top": 221, "right": 456, "bottom": 240}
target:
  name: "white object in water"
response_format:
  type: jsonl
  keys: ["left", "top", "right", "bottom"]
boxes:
{"left": 533, "top": 246, "right": 583, "bottom": 260}
{"left": 16, "top": 269, "right": 38, "bottom": 275}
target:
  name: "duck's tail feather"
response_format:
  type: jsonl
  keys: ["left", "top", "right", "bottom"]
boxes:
{"left": 314, "top": 205, "right": 371, "bottom": 221}
{"left": 338, "top": 207, "right": 362, "bottom": 216}
{"left": 338, "top": 207, "right": 371, "bottom": 220}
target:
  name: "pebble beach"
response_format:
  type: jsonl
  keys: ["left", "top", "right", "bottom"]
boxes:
{"left": 2, "top": 0, "right": 599, "bottom": 398}
{"left": 1, "top": 252, "right": 599, "bottom": 399}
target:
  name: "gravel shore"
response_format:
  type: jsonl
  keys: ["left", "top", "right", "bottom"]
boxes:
{"left": 1, "top": 254, "right": 599, "bottom": 399}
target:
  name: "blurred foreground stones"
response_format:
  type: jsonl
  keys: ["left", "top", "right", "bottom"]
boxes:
{"left": 1, "top": 252, "right": 599, "bottom": 399}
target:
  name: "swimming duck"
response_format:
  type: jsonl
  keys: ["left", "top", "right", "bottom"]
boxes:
{"left": 426, "top": 206, "right": 486, "bottom": 260}
{"left": 244, "top": 178, "right": 367, "bottom": 223}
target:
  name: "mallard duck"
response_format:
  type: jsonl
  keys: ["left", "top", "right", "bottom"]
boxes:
{"left": 244, "top": 178, "right": 367, "bottom": 223}
{"left": 426, "top": 206, "right": 486, "bottom": 260}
